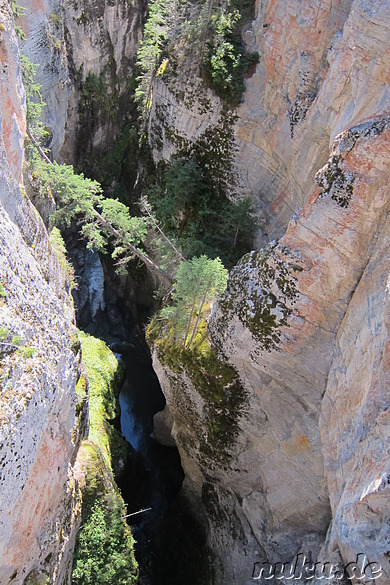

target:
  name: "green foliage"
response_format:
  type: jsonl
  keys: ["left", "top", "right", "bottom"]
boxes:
{"left": 202, "top": 4, "right": 258, "bottom": 104}
{"left": 10, "top": 0, "right": 24, "bottom": 18}
{"left": 0, "top": 282, "right": 6, "bottom": 298}
{"left": 92, "top": 124, "right": 138, "bottom": 193}
{"left": 44, "top": 162, "right": 102, "bottom": 224}
{"left": 0, "top": 327, "right": 8, "bottom": 341}
{"left": 72, "top": 332, "right": 137, "bottom": 585}
{"left": 206, "top": 10, "right": 241, "bottom": 86}
{"left": 20, "top": 346, "right": 38, "bottom": 359}
{"left": 135, "top": 0, "right": 257, "bottom": 114}
{"left": 49, "top": 227, "right": 76, "bottom": 288}
{"left": 146, "top": 315, "right": 246, "bottom": 464}
{"left": 20, "top": 56, "right": 47, "bottom": 142}
{"left": 10, "top": 0, "right": 26, "bottom": 39}
{"left": 81, "top": 196, "right": 150, "bottom": 272}
{"left": 72, "top": 452, "right": 138, "bottom": 585}
{"left": 11, "top": 335, "right": 22, "bottom": 347}
{"left": 28, "top": 155, "right": 151, "bottom": 276}
{"left": 147, "top": 157, "right": 257, "bottom": 267}
{"left": 73, "top": 498, "right": 137, "bottom": 585}
{"left": 0, "top": 328, "right": 37, "bottom": 359}
{"left": 77, "top": 330, "right": 126, "bottom": 468}
{"left": 49, "top": 12, "right": 62, "bottom": 26}
{"left": 157, "top": 255, "right": 228, "bottom": 348}
{"left": 82, "top": 73, "right": 110, "bottom": 112}
{"left": 135, "top": 0, "right": 173, "bottom": 118}
{"left": 20, "top": 54, "right": 156, "bottom": 276}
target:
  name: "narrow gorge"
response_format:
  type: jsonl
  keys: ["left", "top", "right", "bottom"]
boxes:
{"left": 0, "top": 0, "right": 389, "bottom": 584}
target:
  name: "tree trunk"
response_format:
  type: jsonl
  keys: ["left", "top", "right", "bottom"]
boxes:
{"left": 187, "top": 293, "right": 207, "bottom": 348}
{"left": 26, "top": 128, "right": 52, "bottom": 165}
{"left": 183, "top": 298, "right": 197, "bottom": 348}
{"left": 92, "top": 209, "right": 173, "bottom": 285}
{"left": 27, "top": 131, "right": 174, "bottom": 286}
{"left": 141, "top": 199, "right": 185, "bottom": 260}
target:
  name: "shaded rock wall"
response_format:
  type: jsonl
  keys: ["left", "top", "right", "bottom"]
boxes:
{"left": 19, "top": 0, "right": 144, "bottom": 162}
{"left": 0, "top": 4, "right": 83, "bottom": 583}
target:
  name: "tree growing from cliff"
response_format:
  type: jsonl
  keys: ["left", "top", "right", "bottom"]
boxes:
{"left": 46, "top": 163, "right": 174, "bottom": 283}
{"left": 21, "top": 54, "right": 229, "bottom": 333}
{"left": 146, "top": 157, "right": 257, "bottom": 267}
{"left": 160, "top": 255, "right": 228, "bottom": 348}
{"left": 135, "top": 0, "right": 177, "bottom": 124}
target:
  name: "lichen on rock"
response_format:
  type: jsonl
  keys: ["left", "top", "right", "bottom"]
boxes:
{"left": 289, "top": 91, "right": 316, "bottom": 137}
{"left": 215, "top": 242, "right": 303, "bottom": 352}
{"left": 316, "top": 153, "right": 355, "bottom": 208}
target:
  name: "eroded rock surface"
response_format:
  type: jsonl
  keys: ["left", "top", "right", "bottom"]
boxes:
{"left": 19, "top": 0, "right": 143, "bottom": 162}
{"left": 151, "top": 1, "right": 390, "bottom": 581}
{"left": 148, "top": 0, "right": 390, "bottom": 242}
{"left": 0, "top": 5, "right": 83, "bottom": 583}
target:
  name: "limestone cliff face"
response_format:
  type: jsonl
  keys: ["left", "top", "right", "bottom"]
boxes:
{"left": 19, "top": 0, "right": 143, "bottom": 162}
{"left": 209, "top": 116, "right": 389, "bottom": 581}
{"left": 151, "top": 0, "right": 390, "bottom": 582}
{"left": 319, "top": 208, "right": 390, "bottom": 577}
{"left": 148, "top": 0, "right": 389, "bottom": 242}
{"left": 0, "top": 5, "right": 83, "bottom": 583}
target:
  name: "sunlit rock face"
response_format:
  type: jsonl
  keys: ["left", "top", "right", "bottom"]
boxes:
{"left": 208, "top": 116, "right": 390, "bottom": 582}
{"left": 154, "top": 115, "right": 390, "bottom": 583}
{"left": 0, "top": 5, "right": 82, "bottom": 583}
{"left": 319, "top": 200, "right": 390, "bottom": 582}
{"left": 148, "top": 0, "right": 390, "bottom": 242}
{"left": 3, "top": 0, "right": 389, "bottom": 581}
{"left": 151, "top": 0, "right": 390, "bottom": 582}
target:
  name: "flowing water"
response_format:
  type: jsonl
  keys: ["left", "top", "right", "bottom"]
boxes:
{"left": 116, "top": 345, "right": 185, "bottom": 584}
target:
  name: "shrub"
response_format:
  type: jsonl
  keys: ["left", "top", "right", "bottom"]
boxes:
{"left": 72, "top": 332, "right": 137, "bottom": 585}
{"left": 202, "top": 5, "right": 258, "bottom": 105}
{"left": 147, "top": 157, "right": 257, "bottom": 267}
{"left": 72, "top": 492, "right": 137, "bottom": 585}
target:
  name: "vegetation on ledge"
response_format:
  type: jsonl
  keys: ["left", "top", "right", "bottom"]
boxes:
{"left": 49, "top": 227, "right": 76, "bottom": 290}
{"left": 135, "top": 0, "right": 258, "bottom": 122}
{"left": 147, "top": 309, "right": 247, "bottom": 465}
{"left": 72, "top": 332, "right": 138, "bottom": 585}
{"left": 202, "top": 2, "right": 258, "bottom": 105}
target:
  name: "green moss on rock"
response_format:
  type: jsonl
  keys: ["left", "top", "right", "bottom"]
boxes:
{"left": 147, "top": 319, "right": 247, "bottom": 466}
{"left": 217, "top": 243, "right": 303, "bottom": 352}
{"left": 72, "top": 332, "right": 138, "bottom": 585}
{"left": 77, "top": 330, "right": 127, "bottom": 474}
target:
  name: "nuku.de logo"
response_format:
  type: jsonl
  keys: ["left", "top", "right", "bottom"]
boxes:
{"left": 252, "top": 553, "right": 383, "bottom": 581}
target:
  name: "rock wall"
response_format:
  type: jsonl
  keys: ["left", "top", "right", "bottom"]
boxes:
{"left": 148, "top": 0, "right": 389, "bottom": 242}
{"left": 319, "top": 202, "right": 390, "bottom": 580}
{"left": 0, "top": 4, "right": 84, "bottom": 583}
{"left": 19, "top": 0, "right": 144, "bottom": 162}
{"left": 151, "top": 0, "right": 390, "bottom": 583}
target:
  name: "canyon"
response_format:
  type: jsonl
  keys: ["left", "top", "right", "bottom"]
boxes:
{"left": 0, "top": 0, "right": 389, "bottom": 583}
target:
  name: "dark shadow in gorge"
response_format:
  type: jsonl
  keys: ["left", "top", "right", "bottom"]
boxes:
{"left": 104, "top": 338, "right": 215, "bottom": 585}
{"left": 116, "top": 342, "right": 215, "bottom": 585}
{"left": 114, "top": 342, "right": 185, "bottom": 584}
{"left": 67, "top": 241, "right": 214, "bottom": 584}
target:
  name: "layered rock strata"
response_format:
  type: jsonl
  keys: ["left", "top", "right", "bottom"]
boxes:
{"left": 151, "top": 0, "right": 390, "bottom": 582}
{"left": 148, "top": 0, "right": 390, "bottom": 242}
